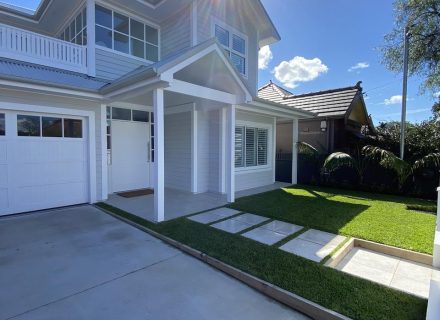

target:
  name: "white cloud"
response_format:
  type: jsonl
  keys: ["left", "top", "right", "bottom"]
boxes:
{"left": 258, "top": 46, "right": 273, "bottom": 70}
{"left": 383, "top": 95, "right": 403, "bottom": 105}
{"left": 434, "top": 91, "right": 440, "bottom": 98}
{"left": 348, "top": 62, "right": 369, "bottom": 72}
{"left": 272, "top": 56, "right": 328, "bottom": 89}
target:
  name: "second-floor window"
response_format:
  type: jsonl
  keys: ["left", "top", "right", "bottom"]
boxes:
{"left": 214, "top": 23, "right": 247, "bottom": 76}
{"left": 59, "top": 8, "right": 87, "bottom": 45}
{"left": 95, "top": 5, "right": 159, "bottom": 62}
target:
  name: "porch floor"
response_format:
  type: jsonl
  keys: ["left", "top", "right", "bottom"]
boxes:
{"left": 104, "top": 182, "right": 289, "bottom": 222}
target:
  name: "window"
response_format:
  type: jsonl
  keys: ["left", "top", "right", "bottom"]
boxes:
{"left": 59, "top": 8, "right": 87, "bottom": 45}
{"left": 112, "top": 107, "right": 131, "bottom": 121}
{"left": 17, "top": 115, "right": 40, "bottom": 137}
{"left": 0, "top": 113, "right": 4, "bottom": 136}
{"left": 235, "top": 126, "right": 268, "bottom": 168}
{"left": 95, "top": 5, "right": 159, "bottom": 62}
{"left": 132, "top": 110, "right": 149, "bottom": 122}
{"left": 214, "top": 22, "right": 247, "bottom": 75}
{"left": 42, "top": 117, "right": 62, "bottom": 137}
{"left": 64, "top": 119, "right": 83, "bottom": 138}
{"left": 106, "top": 107, "right": 112, "bottom": 165}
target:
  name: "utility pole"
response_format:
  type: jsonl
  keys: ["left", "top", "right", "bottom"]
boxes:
{"left": 400, "top": 25, "right": 410, "bottom": 160}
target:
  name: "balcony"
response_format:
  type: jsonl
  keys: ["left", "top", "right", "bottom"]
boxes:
{"left": 0, "top": 23, "right": 87, "bottom": 74}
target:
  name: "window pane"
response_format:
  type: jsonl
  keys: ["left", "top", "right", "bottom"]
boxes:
{"left": 114, "top": 12, "right": 129, "bottom": 34}
{"left": 0, "top": 114, "right": 5, "bottom": 136}
{"left": 131, "top": 19, "right": 144, "bottom": 40}
{"left": 64, "top": 119, "right": 83, "bottom": 138}
{"left": 114, "top": 32, "right": 129, "bottom": 54}
{"left": 257, "top": 129, "right": 268, "bottom": 165}
{"left": 232, "top": 34, "right": 245, "bottom": 54}
{"left": 95, "top": 5, "right": 112, "bottom": 28}
{"left": 82, "top": 30, "right": 88, "bottom": 46}
{"left": 231, "top": 53, "right": 245, "bottom": 75}
{"left": 215, "top": 25, "right": 229, "bottom": 46}
{"left": 132, "top": 110, "right": 149, "bottom": 122}
{"left": 70, "top": 21, "right": 76, "bottom": 40}
{"left": 131, "top": 38, "right": 145, "bottom": 58}
{"left": 76, "top": 13, "right": 83, "bottom": 34}
{"left": 82, "top": 8, "right": 87, "bottom": 27}
{"left": 106, "top": 106, "right": 111, "bottom": 119}
{"left": 146, "top": 43, "right": 158, "bottom": 62}
{"left": 107, "top": 135, "right": 111, "bottom": 150}
{"left": 151, "top": 112, "right": 154, "bottom": 123}
{"left": 151, "top": 124, "right": 154, "bottom": 137}
{"left": 75, "top": 35, "right": 81, "bottom": 45}
{"left": 42, "top": 117, "right": 62, "bottom": 137}
{"left": 245, "top": 128, "right": 257, "bottom": 167}
{"left": 95, "top": 25, "right": 112, "bottom": 48}
{"left": 145, "top": 25, "right": 158, "bottom": 45}
{"left": 17, "top": 115, "right": 40, "bottom": 137}
{"left": 106, "top": 120, "right": 111, "bottom": 135}
{"left": 235, "top": 126, "right": 244, "bottom": 167}
{"left": 112, "top": 107, "right": 131, "bottom": 121}
{"left": 65, "top": 27, "right": 69, "bottom": 41}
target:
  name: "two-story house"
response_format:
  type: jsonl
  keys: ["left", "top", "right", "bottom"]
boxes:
{"left": 0, "top": 0, "right": 313, "bottom": 222}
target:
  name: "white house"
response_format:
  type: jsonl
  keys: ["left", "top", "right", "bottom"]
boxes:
{"left": 0, "top": 0, "right": 313, "bottom": 222}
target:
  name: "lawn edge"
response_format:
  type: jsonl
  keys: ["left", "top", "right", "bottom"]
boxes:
{"left": 95, "top": 204, "right": 352, "bottom": 320}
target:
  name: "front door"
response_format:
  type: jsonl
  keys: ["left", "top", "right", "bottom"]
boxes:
{"left": 111, "top": 120, "right": 150, "bottom": 192}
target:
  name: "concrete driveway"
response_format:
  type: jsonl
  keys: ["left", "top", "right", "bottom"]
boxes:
{"left": 0, "top": 206, "right": 308, "bottom": 320}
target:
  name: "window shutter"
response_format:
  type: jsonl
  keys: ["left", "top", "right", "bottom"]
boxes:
{"left": 215, "top": 25, "right": 229, "bottom": 47}
{"left": 245, "top": 128, "right": 257, "bottom": 167}
{"left": 257, "top": 129, "right": 268, "bottom": 165}
{"left": 235, "top": 126, "right": 244, "bottom": 167}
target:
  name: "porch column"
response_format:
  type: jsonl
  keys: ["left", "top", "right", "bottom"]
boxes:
{"left": 292, "top": 118, "right": 299, "bottom": 185}
{"left": 226, "top": 105, "right": 236, "bottom": 202}
{"left": 86, "top": 0, "right": 96, "bottom": 77}
{"left": 153, "top": 88, "right": 165, "bottom": 222}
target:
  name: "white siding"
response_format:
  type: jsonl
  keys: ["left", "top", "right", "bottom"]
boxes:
{"left": 164, "top": 112, "right": 192, "bottom": 191}
{"left": 235, "top": 110, "right": 275, "bottom": 191}
{"left": 161, "top": 5, "right": 191, "bottom": 58}
{"left": 0, "top": 88, "right": 104, "bottom": 201}
{"left": 95, "top": 48, "right": 150, "bottom": 81}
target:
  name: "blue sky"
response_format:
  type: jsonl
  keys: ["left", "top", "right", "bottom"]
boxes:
{"left": 5, "top": 0, "right": 440, "bottom": 124}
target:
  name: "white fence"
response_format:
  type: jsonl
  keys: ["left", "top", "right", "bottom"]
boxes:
{"left": 0, "top": 24, "right": 87, "bottom": 74}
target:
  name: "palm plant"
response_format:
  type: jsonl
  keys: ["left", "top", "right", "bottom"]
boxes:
{"left": 322, "top": 147, "right": 368, "bottom": 185}
{"left": 297, "top": 141, "right": 319, "bottom": 157}
{"left": 413, "top": 153, "right": 440, "bottom": 171}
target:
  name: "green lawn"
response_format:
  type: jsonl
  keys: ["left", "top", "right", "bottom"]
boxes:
{"left": 229, "top": 185, "right": 436, "bottom": 254}
{"left": 96, "top": 203, "right": 427, "bottom": 320}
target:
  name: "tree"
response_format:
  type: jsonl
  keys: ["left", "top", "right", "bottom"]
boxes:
{"left": 322, "top": 148, "right": 369, "bottom": 185}
{"left": 382, "top": 0, "right": 440, "bottom": 92}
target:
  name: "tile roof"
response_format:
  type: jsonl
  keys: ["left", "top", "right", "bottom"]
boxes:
{"left": 0, "top": 58, "right": 110, "bottom": 92}
{"left": 258, "top": 81, "right": 363, "bottom": 118}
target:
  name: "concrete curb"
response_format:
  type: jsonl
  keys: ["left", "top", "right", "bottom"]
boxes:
{"left": 97, "top": 206, "right": 352, "bottom": 320}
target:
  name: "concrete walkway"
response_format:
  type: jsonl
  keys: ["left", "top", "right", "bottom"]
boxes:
{"left": 0, "top": 206, "right": 309, "bottom": 320}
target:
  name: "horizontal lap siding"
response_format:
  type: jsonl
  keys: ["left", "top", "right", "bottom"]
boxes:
{"left": 161, "top": 5, "right": 191, "bottom": 58}
{"left": 165, "top": 112, "right": 191, "bottom": 191}
{"left": 95, "top": 48, "right": 150, "bottom": 80}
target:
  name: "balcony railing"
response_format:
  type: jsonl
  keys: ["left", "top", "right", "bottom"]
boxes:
{"left": 0, "top": 23, "right": 87, "bottom": 74}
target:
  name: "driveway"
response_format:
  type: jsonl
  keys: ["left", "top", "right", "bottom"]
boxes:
{"left": 0, "top": 206, "right": 308, "bottom": 320}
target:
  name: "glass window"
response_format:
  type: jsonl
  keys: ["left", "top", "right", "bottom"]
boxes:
{"left": 114, "top": 12, "right": 129, "bottom": 34}
{"left": 82, "top": 8, "right": 87, "bottom": 27}
{"left": 235, "top": 126, "right": 268, "bottom": 168}
{"left": 146, "top": 43, "right": 158, "bottom": 62}
{"left": 17, "top": 115, "right": 40, "bottom": 137}
{"left": 132, "top": 110, "right": 149, "bottom": 122}
{"left": 114, "top": 32, "right": 129, "bottom": 53}
{"left": 42, "top": 117, "right": 62, "bottom": 137}
{"left": 69, "top": 20, "right": 76, "bottom": 41}
{"left": 215, "top": 25, "right": 229, "bottom": 47}
{"left": 96, "top": 5, "right": 112, "bottom": 28}
{"left": 214, "top": 23, "right": 247, "bottom": 75}
{"left": 76, "top": 14, "right": 83, "bottom": 33}
{"left": 232, "top": 34, "right": 245, "bottom": 55}
{"left": 235, "top": 126, "right": 244, "bottom": 167}
{"left": 0, "top": 113, "right": 5, "bottom": 136}
{"left": 131, "top": 38, "right": 145, "bottom": 58}
{"left": 112, "top": 107, "right": 131, "bottom": 121}
{"left": 231, "top": 53, "right": 245, "bottom": 75}
{"left": 145, "top": 25, "right": 158, "bottom": 45}
{"left": 131, "top": 19, "right": 144, "bottom": 40}
{"left": 96, "top": 25, "right": 112, "bottom": 48}
{"left": 257, "top": 129, "right": 268, "bottom": 166}
{"left": 64, "top": 119, "right": 83, "bottom": 138}
{"left": 245, "top": 128, "right": 257, "bottom": 167}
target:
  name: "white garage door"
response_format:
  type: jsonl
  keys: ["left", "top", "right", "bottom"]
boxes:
{"left": 0, "top": 110, "right": 89, "bottom": 216}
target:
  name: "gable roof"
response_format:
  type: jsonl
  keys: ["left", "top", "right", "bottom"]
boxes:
{"left": 258, "top": 81, "right": 364, "bottom": 118}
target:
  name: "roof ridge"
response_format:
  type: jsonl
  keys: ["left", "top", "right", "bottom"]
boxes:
{"left": 283, "top": 82, "right": 362, "bottom": 100}
{"left": 258, "top": 81, "right": 293, "bottom": 98}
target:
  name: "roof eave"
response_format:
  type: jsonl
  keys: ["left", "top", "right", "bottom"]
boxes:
{"left": 251, "top": 97, "right": 316, "bottom": 119}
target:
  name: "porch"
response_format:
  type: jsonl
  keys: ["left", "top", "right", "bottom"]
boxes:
{"left": 104, "top": 182, "right": 289, "bottom": 222}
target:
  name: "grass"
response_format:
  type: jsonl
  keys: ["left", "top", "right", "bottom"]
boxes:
{"left": 229, "top": 185, "right": 437, "bottom": 254}
{"left": 407, "top": 204, "right": 437, "bottom": 214}
{"left": 97, "top": 202, "right": 427, "bottom": 320}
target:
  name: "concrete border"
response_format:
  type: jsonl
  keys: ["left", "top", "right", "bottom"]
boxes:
{"left": 325, "top": 238, "right": 355, "bottom": 268}
{"left": 96, "top": 205, "right": 351, "bottom": 320}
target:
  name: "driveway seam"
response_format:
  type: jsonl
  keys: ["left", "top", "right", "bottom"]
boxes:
{"left": 6, "top": 252, "right": 182, "bottom": 320}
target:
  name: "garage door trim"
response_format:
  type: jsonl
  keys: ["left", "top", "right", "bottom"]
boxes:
{"left": 0, "top": 101, "right": 97, "bottom": 207}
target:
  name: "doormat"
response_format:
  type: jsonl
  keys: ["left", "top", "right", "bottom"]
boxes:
{"left": 117, "top": 189, "right": 154, "bottom": 198}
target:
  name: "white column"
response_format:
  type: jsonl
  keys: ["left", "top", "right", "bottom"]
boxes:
{"left": 100, "top": 104, "right": 108, "bottom": 200}
{"left": 434, "top": 187, "right": 440, "bottom": 268}
{"left": 191, "top": 104, "right": 198, "bottom": 193}
{"left": 153, "top": 88, "right": 165, "bottom": 222}
{"left": 219, "top": 108, "right": 227, "bottom": 193}
{"left": 86, "top": 0, "right": 96, "bottom": 77}
{"left": 226, "top": 105, "right": 236, "bottom": 202}
{"left": 291, "top": 118, "right": 299, "bottom": 185}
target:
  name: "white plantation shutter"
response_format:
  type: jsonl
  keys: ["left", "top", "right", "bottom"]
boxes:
{"left": 235, "top": 126, "right": 244, "bottom": 167}
{"left": 245, "top": 128, "right": 257, "bottom": 167}
{"left": 257, "top": 129, "right": 268, "bottom": 165}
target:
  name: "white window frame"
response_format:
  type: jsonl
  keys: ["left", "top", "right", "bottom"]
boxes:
{"left": 94, "top": 3, "right": 161, "bottom": 63}
{"left": 235, "top": 120, "right": 272, "bottom": 172}
{"left": 211, "top": 17, "right": 248, "bottom": 78}
{"left": 57, "top": 6, "right": 87, "bottom": 45}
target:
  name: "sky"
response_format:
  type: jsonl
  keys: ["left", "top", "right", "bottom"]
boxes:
{"left": 4, "top": 0, "right": 440, "bottom": 124}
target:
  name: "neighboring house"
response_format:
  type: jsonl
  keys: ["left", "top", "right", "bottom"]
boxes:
{"left": 0, "top": 0, "right": 313, "bottom": 221}
{"left": 259, "top": 81, "right": 375, "bottom": 154}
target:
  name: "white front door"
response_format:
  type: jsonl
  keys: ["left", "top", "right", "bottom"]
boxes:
{"left": 0, "top": 110, "right": 89, "bottom": 216}
{"left": 111, "top": 120, "right": 151, "bottom": 192}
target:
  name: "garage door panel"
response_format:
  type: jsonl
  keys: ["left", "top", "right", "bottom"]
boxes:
{"left": 0, "top": 140, "right": 7, "bottom": 162}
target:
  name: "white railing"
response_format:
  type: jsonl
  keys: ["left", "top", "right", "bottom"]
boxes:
{"left": 0, "top": 23, "right": 87, "bottom": 74}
